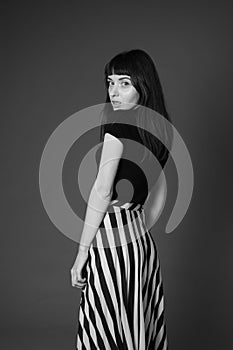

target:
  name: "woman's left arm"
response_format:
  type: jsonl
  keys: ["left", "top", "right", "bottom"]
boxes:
{"left": 70, "top": 180, "right": 112, "bottom": 289}
{"left": 71, "top": 133, "right": 123, "bottom": 288}
{"left": 78, "top": 132, "right": 124, "bottom": 252}
{"left": 78, "top": 180, "right": 113, "bottom": 251}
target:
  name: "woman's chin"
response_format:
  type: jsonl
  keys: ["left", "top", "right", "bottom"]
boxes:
{"left": 112, "top": 105, "right": 123, "bottom": 111}
{"left": 113, "top": 105, "right": 134, "bottom": 111}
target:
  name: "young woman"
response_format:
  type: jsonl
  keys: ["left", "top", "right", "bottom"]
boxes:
{"left": 71, "top": 49, "right": 173, "bottom": 349}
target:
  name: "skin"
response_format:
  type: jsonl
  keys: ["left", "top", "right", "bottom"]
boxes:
{"left": 70, "top": 74, "right": 140, "bottom": 290}
{"left": 108, "top": 74, "right": 140, "bottom": 110}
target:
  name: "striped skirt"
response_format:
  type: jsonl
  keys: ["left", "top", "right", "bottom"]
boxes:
{"left": 76, "top": 200, "right": 168, "bottom": 350}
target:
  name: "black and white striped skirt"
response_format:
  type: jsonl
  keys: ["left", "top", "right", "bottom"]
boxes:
{"left": 76, "top": 200, "right": 168, "bottom": 349}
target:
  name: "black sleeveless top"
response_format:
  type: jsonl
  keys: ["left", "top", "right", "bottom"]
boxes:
{"left": 95, "top": 107, "right": 169, "bottom": 205}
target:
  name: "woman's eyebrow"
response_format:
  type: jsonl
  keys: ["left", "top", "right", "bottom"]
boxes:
{"left": 107, "top": 76, "right": 131, "bottom": 81}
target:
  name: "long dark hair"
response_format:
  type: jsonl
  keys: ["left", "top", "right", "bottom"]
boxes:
{"left": 100, "top": 49, "right": 173, "bottom": 167}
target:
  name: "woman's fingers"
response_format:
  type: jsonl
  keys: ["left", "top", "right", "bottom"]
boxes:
{"left": 70, "top": 268, "right": 87, "bottom": 288}
{"left": 70, "top": 249, "right": 89, "bottom": 288}
{"left": 73, "top": 280, "right": 87, "bottom": 289}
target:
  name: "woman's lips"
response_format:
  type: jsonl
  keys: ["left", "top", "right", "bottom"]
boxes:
{"left": 112, "top": 101, "right": 121, "bottom": 105}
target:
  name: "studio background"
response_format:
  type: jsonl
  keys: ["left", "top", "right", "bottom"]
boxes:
{"left": 2, "top": 1, "right": 233, "bottom": 349}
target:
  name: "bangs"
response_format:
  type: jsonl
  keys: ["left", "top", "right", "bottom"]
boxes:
{"left": 104, "top": 53, "right": 135, "bottom": 80}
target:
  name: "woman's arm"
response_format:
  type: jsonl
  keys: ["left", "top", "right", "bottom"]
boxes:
{"left": 78, "top": 182, "right": 112, "bottom": 251}
{"left": 143, "top": 172, "right": 167, "bottom": 231}
{"left": 78, "top": 133, "right": 124, "bottom": 252}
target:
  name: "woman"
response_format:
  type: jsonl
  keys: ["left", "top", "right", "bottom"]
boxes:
{"left": 71, "top": 49, "right": 173, "bottom": 349}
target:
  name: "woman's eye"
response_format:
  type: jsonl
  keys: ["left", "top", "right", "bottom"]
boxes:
{"left": 107, "top": 80, "right": 131, "bottom": 87}
{"left": 121, "top": 81, "right": 130, "bottom": 87}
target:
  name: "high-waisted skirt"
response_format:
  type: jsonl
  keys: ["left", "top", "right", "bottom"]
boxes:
{"left": 76, "top": 200, "right": 168, "bottom": 350}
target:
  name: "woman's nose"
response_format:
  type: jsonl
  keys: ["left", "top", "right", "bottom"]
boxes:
{"left": 110, "top": 84, "right": 119, "bottom": 97}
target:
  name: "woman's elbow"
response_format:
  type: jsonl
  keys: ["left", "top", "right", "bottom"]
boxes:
{"left": 94, "top": 181, "right": 112, "bottom": 198}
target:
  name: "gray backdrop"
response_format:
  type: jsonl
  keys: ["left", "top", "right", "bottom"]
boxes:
{"left": 2, "top": 0, "right": 233, "bottom": 349}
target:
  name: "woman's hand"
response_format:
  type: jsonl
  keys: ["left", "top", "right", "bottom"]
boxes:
{"left": 70, "top": 248, "right": 89, "bottom": 290}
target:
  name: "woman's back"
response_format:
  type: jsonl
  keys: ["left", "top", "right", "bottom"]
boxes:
{"left": 95, "top": 106, "right": 168, "bottom": 206}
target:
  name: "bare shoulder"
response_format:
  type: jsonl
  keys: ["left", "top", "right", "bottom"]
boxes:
{"left": 104, "top": 132, "right": 123, "bottom": 146}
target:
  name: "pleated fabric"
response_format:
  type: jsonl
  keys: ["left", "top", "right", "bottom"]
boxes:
{"left": 76, "top": 200, "right": 168, "bottom": 350}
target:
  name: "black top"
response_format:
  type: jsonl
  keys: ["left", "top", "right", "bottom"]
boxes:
{"left": 95, "top": 107, "right": 168, "bottom": 205}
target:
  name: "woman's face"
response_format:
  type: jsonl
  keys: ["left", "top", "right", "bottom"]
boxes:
{"left": 107, "top": 74, "right": 140, "bottom": 110}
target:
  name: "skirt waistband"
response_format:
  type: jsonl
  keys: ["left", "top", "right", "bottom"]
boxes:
{"left": 91, "top": 201, "right": 148, "bottom": 249}
{"left": 108, "top": 199, "right": 144, "bottom": 211}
